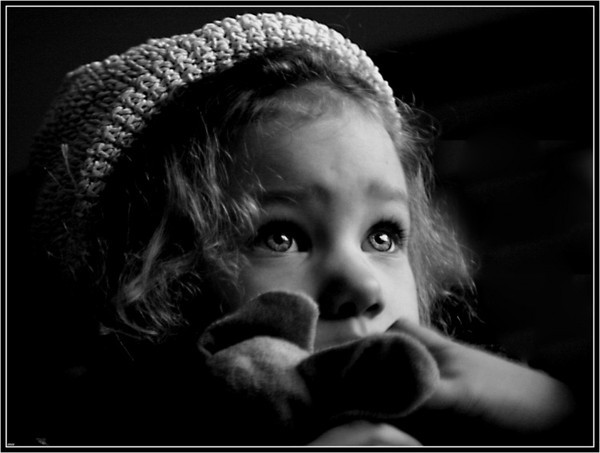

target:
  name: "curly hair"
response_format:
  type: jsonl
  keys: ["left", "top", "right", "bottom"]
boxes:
{"left": 93, "top": 45, "right": 475, "bottom": 341}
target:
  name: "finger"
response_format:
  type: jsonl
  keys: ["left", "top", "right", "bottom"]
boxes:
{"left": 309, "top": 421, "right": 422, "bottom": 446}
{"left": 390, "top": 318, "right": 453, "bottom": 351}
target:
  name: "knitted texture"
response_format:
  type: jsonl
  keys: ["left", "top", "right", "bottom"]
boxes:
{"left": 30, "top": 12, "right": 398, "bottom": 271}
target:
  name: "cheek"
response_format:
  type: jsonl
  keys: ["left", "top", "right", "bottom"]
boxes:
{"left": 379, "top": 260, "right": 420, "bottom": 323}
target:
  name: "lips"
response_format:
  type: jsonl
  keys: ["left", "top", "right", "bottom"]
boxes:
{"left": 316, "top": 334, "right": 364, "bottom": 351}
{"left": 313, "top": 319, "right": 380, "bottom": 351}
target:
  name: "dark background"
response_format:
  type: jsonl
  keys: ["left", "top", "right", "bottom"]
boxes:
{"left": 6, "top": 5, "right": 595, "bottom": 446}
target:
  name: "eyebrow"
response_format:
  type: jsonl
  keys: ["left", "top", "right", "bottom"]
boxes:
{"left": 259, "top": 183, "right": 409, "bottom": 206}
{"left": 366, "top": 182, "right": 409, "bottom": 204}
{"left": 259, "top": 187, "right": 313, "bottom": 205}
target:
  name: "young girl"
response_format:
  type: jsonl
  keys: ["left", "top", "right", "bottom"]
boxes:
{"left": 28, "top": 12, "right": 577, "bottom": 446}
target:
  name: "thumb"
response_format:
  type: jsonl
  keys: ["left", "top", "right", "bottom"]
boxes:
{"left": 388, "top": 319, "right": 460, "bottom": 411}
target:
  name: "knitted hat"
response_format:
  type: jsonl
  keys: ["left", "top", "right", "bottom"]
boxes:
{"left": 30, "top": 12, "right": 398, "bottom": 272}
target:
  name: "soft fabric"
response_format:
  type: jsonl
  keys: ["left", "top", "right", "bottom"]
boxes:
{"left": 197, "top": 292, "right": 317, "bottom": 444}
{"left": 29, "top": 12, "right": 398, "bottom": 272}
{"left": 197, "top": 291, "right": 440, "bottom": 445}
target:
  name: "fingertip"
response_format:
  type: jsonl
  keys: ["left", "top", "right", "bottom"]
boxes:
{"left": 309, "top": 421, "right": 423, "bottom": 446}
{"left": 389, "top": 318, "right": 449, "bottom": 348}
{"left": 382, "top": 425, "right": 422, "bottom": 446}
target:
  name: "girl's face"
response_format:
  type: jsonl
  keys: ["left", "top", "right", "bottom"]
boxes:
{"left": 236, "top": 102, "right": 419, "bottom": 351}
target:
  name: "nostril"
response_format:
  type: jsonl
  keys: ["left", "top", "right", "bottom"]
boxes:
{"left": 365, "top": 302, "right": 383, "bottom": 317}
{"left": 334, "top": 301, "right": 382, "bottom": 319}
{"left": 318, "top": 275, "right": 384, "bottom": 319}
{"left": 337, "top": 302, "right": 358, "bottom": 318}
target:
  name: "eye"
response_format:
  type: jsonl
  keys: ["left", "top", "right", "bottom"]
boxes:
{"left": 265, "top": 232, "right": 295, "bottom": 252}
{"left": 368, "top": 231, "right": 394, "bottom": 252}
{"left": 249, "top": 221, "right": 309, "bottom": 254}
{"left": 364, "top": 221, "right": 406, "bottom": 253}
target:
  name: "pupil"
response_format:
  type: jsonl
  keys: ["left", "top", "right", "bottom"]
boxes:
{"left": 267, "top": 233, "right": 292, "bottom": 251}
{"left": 371, "top": 232, "right": 392, "bottom": 251}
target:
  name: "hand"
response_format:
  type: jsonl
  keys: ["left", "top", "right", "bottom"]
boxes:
{"left": 309, "top": 420, "right": 422, "bottom": 446}
{"left": 394, "top": 320, "right": 576, "bottom": 444}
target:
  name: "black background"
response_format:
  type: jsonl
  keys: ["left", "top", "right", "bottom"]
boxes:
{"left": 6, "top": 4, "right": 596, "bottom": 446}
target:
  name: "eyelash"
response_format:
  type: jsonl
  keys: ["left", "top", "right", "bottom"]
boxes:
{"left": 248, "top": 218, "right": 407, "bottom": 254}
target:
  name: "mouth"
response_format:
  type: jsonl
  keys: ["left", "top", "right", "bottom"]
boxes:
{"left": 317, "top": 334, "right": 364, "bottom": 350}
{"left": 313, "top": 319, "right": 388, "bottom": 351}
{"left": 385, "top": 320, "right": 404, "bottom": 333}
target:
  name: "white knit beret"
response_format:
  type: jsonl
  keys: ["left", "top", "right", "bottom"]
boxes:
{"left": 31, "top": 12, "right": 398, "bottom": 267}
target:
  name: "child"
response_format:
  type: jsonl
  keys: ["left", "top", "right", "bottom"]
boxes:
{"left": 28, "top": 12, "right": 577, "bottom": 446}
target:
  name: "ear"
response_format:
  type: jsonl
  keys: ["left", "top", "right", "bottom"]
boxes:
{"left": 198, "top": 291, "right": 319, "bottom": 355}
{"left": 297, "top": 332, "right": 440, "bottom": 421}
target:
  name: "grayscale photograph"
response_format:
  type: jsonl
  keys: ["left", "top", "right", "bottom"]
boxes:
{"left": 5, "top": 3, "right": 595, "bottom": 448}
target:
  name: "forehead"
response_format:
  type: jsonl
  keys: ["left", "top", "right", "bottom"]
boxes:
{"left": 244, "top": 102, "right": 408, "bottom": 203}
{"left": 250, "top": 81, "right": 385, "bottom": 130}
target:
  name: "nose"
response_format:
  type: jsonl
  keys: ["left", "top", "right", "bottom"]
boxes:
{"left": 316, "top": 249, "right": 383, "bottom": 320}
